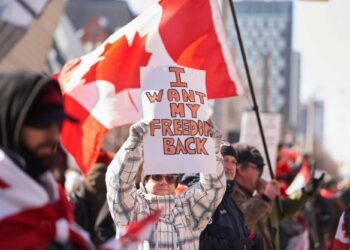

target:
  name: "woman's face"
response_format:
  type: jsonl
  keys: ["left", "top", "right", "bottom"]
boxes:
{"left": 145, "top": 175, "right": 177, "bottom": 196}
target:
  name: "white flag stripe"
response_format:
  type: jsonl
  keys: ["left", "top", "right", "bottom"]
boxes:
{"left": 0, "top": 150, "right": 49, "bottom": 220}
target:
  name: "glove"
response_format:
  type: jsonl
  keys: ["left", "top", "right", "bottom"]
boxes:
{"left": 208, "top": 118, "right": 222, "bottom": 154}
{"left": 125, "top": 120, "right": 148, "bottom": 150}
{"left": 302, "top": 173, "right": 325, "bottom": 196}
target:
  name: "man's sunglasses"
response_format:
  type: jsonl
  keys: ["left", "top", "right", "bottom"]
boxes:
{"left": 151, "top": 175, "right": 178, "bottom": 184}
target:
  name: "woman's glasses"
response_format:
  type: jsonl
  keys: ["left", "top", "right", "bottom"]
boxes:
{"left": 151, "top": 175, "right": 178, "bottom": 184}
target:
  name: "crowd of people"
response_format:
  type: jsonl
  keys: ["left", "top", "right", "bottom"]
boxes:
{"left": 1, "top": 69, "right": 350, "bottom": 250}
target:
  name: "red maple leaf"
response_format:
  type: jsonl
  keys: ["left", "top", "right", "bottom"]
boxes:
{"left": 82, "top": 32, "right": 152, "bottom": 94}
{"left": 58, "top": 58, "right": 82, "bottom": 90}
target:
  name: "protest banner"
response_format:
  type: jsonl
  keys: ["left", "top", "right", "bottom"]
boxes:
{"left": 240, "top": 111, "right": 281, "bottom": 179}
{"left": 141, "top": 66, "right": 216, "bottom": 174}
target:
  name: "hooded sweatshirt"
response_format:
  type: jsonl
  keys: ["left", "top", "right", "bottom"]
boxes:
{"left": 0, "top": 70, "right": 60, "bottom": 179}
{"left": 0, "top": 70, "right": 91, "bottom": 250}
{"left": 0, "top": 70, "right": 50, "bottom": 151}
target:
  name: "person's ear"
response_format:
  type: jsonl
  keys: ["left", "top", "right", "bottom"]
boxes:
{"left": 236, "top": 165, "right": 244, "bottom": 176}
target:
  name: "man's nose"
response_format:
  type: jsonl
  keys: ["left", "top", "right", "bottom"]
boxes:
{"left": 225, "top": 164, "right": 234, "bottom": 170}
{"left": 48, "top": 123, "right": 60, "bottom": 141}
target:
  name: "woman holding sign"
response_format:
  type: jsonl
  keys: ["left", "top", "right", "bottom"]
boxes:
{"left": 106, "top": 120, "right": 226, "bottom": 249}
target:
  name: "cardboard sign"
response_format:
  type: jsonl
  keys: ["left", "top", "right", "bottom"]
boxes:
{"left": 239, "top": 111, "right": 281, "bottom": 180}
{"left": 141, "top": 66, "right": 216, "bottom": 174}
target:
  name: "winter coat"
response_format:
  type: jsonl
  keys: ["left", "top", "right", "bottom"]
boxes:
{"left": 181, "top": 174, "right": 261, "bottom": 250}
{"left": 231, "top": 183, "right": 309, "bottom": 250}
{"left": 200, "top": 180, "right": 253, "bottom": 250}
{"left": 70, "top": 162, "right": 115, "bottom": 246}
{"left": 106, "top": 142, "right": 226, "bottom": 249}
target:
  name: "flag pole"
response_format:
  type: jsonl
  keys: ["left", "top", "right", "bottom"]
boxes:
{"left": 227, "top": 0, "right": 275, "bottom": 179}
{"left": 228, "top": 0, "right": 283, "bottom": 214}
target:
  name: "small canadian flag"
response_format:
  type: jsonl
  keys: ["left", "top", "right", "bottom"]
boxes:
{"left": 286, "top": 159, "right": 311, "bottom": 195}
{"left": 58, "top": 0, "right": 243, "bottom": 174}
{"left": 99, "top": 210, "right": 161, "bottom": 250}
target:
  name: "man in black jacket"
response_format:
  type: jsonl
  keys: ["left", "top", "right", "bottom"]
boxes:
{"left": 182, "top": 144, "right": 262, "bottom": 250}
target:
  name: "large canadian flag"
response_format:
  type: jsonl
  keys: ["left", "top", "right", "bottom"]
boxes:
{"left": 58, "top": 0, "right": 243, "bottom": 174}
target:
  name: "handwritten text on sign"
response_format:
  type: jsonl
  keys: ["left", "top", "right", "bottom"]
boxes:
{"left": 141, "top": 66, "right": 215, "bottom": 174}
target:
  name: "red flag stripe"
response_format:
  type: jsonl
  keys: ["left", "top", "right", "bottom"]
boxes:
{"left": 159, "top": 0, "right": 239, "bottom": 98}
{"left": 62, "top": 95, "right": 107, "bottom": 175}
